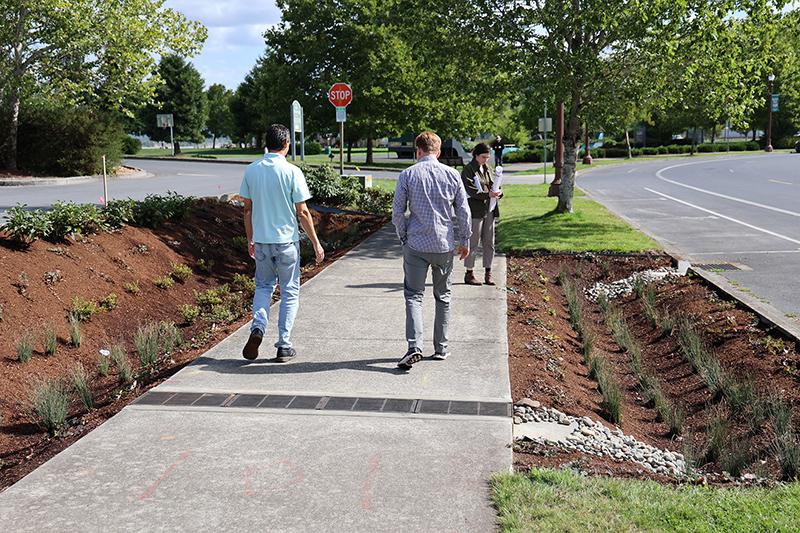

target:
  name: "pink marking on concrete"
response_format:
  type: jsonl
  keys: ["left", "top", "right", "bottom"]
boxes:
{"left": 361, "top": 455, "right": 380, "bottom": 510}
{"left": 243, "top": 467, "right": 256, "bottom": 497}
{"left": 139, "top": 450, "right": 192, "bottom": 501}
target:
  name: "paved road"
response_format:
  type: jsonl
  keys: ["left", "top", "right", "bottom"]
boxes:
{"left": 0, "top": 159, "right": 403, "bottom": 213}
{"left": 578, "top": 152, "right": 800, "bottom": 319}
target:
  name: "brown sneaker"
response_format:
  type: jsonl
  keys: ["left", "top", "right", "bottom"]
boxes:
{"left": 242, "top": 329, "right": 263, "bottom": 360}
{"left": 484, "top": 271, "right": 496, "bottom": 286}
{"left": 464, "top": 270, "right": 481, "bottom": 285}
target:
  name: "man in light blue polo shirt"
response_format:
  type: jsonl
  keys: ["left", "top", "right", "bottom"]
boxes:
{"left": 239, "top": 124, "right": 324, "bottom": 362}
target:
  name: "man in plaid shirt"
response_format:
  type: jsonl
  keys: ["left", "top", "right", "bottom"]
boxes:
{"left": 392, "top": 131, "right": 472, "bottom": 370}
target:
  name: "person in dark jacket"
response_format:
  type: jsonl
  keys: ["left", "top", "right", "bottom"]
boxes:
{"left": 491, "top": 135, "right": 504, "bottom": 166}
{"left": 461, "top": 142, "right": 502, "bottom": 286}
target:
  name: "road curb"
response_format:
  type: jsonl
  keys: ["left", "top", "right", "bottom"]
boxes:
{"left": 0, "top": 168, "right": 153, "bottom": 187}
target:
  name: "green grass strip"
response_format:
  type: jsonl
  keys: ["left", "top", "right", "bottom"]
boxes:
{"left": 496, "top": 184, "right": 660, "bottom": 253}
{"left": 493, "top": 468, "right": 800, "bottom": 532}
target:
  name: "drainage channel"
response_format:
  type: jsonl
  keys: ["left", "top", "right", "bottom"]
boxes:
{"left": 132, "top": 391, "right": 511, "bottom": 417}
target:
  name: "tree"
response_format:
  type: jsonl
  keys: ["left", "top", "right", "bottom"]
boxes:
{"left": 205, "top": 84, "right": 234, "bottom": 149}
{"left": 261, "top": 0, "right": 507, "bottom": 163}
{"left": 496, "top": 0, "right": 787, "bottom": 213}
{"left": 0, "top": 0, "right": 206, "bottom": 170}
{"left": 139, "top": 55, "right": 207, "bottom": 154}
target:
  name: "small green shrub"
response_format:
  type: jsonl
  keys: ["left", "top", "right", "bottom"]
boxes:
{"left": 180, "top": 304, "right": 201, "bottom": 324}
{"left": 135, "top": 322, "right": 161, "bottom": 368}
{"left": 70, "top": 364, "right": 93, "bottom": 410}
{"left": 133, "top": 192, "right": 194, "bottom": 228}
{"left": 171, "top": 262, "right": 192, "bottom": 282}
{"left": 30, "top": 379, "right": 69, "bottom": 435}
{"left": 135, "top": 321, "right": 182, "bottom": 369}
{"left": 196, "top": 258, "right": 215, "bottom": 274}
{"left": 581, "top": 328, "right": 595, "bottom": 365}
{"left": 98, "top": 293, "right": 118, "bottom": 311}
{"left": 110, "top": 345, "right": 132, "bottom": 384}
{"left": 43, "top": 326, "right": 58, "bottom": 356}
{"left": 122, "top": 136, "right": 142, "bottom": 155}
{"left": 721, "top": 436, "right": 751, "bottom": 477}
{"left": 207, "top": 304, "right": 236, "bottom": 324}
{"left": 357, "top": 188, "right": 394, "bottom": 214}
{"left": 98, "top": 352, "right": 110, "bottom": 376}
{"left": 68, "top": 312, "right": 82, "bottom": 347}
{"left": 154, "top": 275, "right": 174, "bottom": 289}
{"left": 705, "top": 409, "right": 730, "bottom": 463}
{"left": 158, "top": 321, "right": 182, "bottom": 355}
{"left": 231, "top": 235, "right": 248, "bottom": 252}
{"left": 71, "top": 296, "right": 97, "bottom": 322}
{"left": 48, "top": 201, "right": 105, "bottom": 240}
{"left": 124, "top": 281, "right": 140, "bottom": 294}
{"left": 103, "top": 199, "right": 137, "bottom": 228}
{"left": 195, "top": 285, "right": 229, "bottom": 308}
{"left": 17, "top": 332, "right": 34, "bottom": 363}
{"left": 232, "top": 273, "right": 256, "bottom": 293}
{"left": 1, "top": 205, "right": 52, "bottom": 246}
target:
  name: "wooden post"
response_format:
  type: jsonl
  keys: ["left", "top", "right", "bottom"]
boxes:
{"left": 548, "top": 102, "right": 564, "bottom": 197}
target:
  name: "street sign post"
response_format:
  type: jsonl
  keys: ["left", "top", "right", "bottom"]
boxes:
{"left": 290, "top": 100, "right": 305, "bottom": 161}
{"left": 328, "top": 83, "right": 352, "bottom": 175}
{"left": 156, "top": 113, "right": 175, "bottom": 156}
{"left": 539, "top": 109, "right": 552, "bottom": 185}
{"left": 772, "top": 94, "right": 780, "bottom": 112}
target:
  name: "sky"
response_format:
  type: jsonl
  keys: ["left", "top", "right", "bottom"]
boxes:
{"left": 164, "top": 0, "right": 281, "bottom": 90}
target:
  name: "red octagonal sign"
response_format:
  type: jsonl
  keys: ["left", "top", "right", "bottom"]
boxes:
{"left": 328, "top": 83, "right": 352, "bottom": 107}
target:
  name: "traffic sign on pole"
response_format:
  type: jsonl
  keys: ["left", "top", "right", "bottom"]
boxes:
{"left": 328, "top": 83, "right": 352, "bottom": 176}
{"left": 328, "top": 83, "right": 353, "bottom": 107}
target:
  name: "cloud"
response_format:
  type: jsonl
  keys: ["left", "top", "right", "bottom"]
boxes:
{"left": 164, "top": 0, "right": 281, "bottom": 28}
{"left": 162, "top": 1, "right": 280, "bottom": 89}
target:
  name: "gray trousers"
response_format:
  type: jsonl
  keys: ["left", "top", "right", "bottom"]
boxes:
{"left": 403, "top": 245, "right": 453, "bottom": 353}
{"left": 464, "top": 211, "right": 496, "bottom": 270}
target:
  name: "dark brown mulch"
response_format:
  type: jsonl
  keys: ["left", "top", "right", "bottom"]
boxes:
{"left": 0, "top": 199, "right": 386, "bottom": 491}
{"left": 507, "top": 254, "right": 800, "bottom": 483}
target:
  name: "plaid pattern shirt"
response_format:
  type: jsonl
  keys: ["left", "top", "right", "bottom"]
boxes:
{"left": 392, "top": 155, "right": 472, "bottom": 253}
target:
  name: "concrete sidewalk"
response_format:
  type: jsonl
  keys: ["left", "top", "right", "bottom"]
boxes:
{"left": 0, "top": 226, "right": 511, "bottom": 532}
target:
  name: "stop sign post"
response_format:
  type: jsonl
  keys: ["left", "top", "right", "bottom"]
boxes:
{"left": 328, "top": 83, "right": 352, "bottom": 174}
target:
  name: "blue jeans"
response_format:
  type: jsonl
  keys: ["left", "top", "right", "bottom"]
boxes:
{"left": 252, "top": 242, "right": 301, "bottom": 348}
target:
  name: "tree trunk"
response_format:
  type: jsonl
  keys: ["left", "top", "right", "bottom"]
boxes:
{"left": 625, "top": 130, "right": 632, "bottom": 159}
{"left": 690, "top": 127, "right": 697, "bottom": 155}
{"left": 555, "top": 103, "right": 581, "bottom": 214}
{"left": 347, "top": 139, "right": 353, "bottom": 163}
{"left": 366, "top": 136, "right": 373, "bottom": 165}
{"left": 212, "top": 134, "right": 216, "bottom": 149}
{"left": 711, "top": 125, "right": 716, "bottom": 143}
{"left": 173, "top": 141, "right": 181, "bottom": 155}
{"left": 1, "top": 89, "right": 21, "bottom": 171}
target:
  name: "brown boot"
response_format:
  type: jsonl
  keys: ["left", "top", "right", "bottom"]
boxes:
{"left": 464, "top": 270, "right": 481, "bottom": 285}
{"left": 484, "top": 270, "right": 495, "bottom": 286}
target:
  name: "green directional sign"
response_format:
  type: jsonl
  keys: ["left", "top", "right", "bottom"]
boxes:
{"left": 771, "top": 94, "right": 780, "bottom": 112}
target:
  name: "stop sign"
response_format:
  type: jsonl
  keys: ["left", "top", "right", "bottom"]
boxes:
{"left": 328, "top": 83, "right": 352, "bottom": 107}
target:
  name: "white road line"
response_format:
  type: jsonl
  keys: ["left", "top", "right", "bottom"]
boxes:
{"left": 626, "top": 167, "right": 639, "bottom": 174}
{"left": 729, "top": 168, "right": 734, "bottom": 173}
{"left": 176, "top": 173, "right": 214, "bottom": 177}
{"left": 690, "top": 249, "right": 800, "bottom": 255}
{"left": 655, "top": 172, "right": 800, "bottom": 218}
{"left": 769, "top": 179, "right": 793, "bottom": 185}
{"left": 643, "top": 187, "right": 800, "bottom": 245}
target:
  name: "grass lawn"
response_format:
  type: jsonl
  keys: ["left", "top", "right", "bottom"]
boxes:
{"left": 493, "top": 468, "right": 800, "bottom": 532}
{"left": 496, "top": 184, "right": 659, "bottom": 252}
